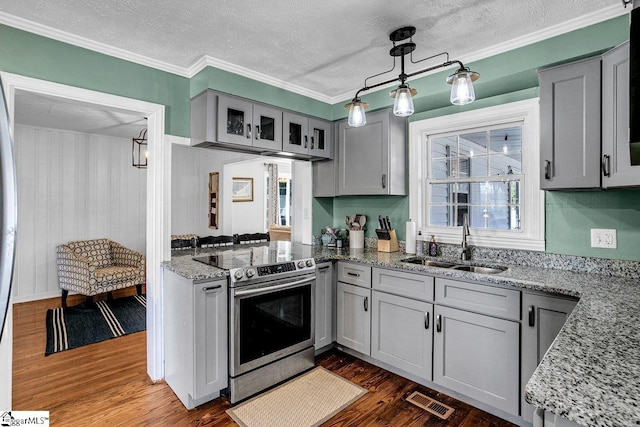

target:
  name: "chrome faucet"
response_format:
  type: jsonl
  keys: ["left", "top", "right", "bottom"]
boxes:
{"left": 461, "top": 213, "right": 471, "bottom": 261}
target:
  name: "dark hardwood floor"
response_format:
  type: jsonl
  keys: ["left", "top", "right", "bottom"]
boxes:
{"left": 13, "top": 293, "right": 517, "bottom": 426}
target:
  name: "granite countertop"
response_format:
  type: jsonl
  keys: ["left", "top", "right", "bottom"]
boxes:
{"left": 162, "top": 242, "right": 640, "bottom": 426}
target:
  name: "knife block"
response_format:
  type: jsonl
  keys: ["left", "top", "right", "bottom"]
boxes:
{"left": 377, "top": 229, "right": 399, "bottom": 253}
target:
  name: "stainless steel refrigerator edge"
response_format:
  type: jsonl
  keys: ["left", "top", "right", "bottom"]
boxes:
{"left": 0, "top": 78, "right": 17, "bottom": 341}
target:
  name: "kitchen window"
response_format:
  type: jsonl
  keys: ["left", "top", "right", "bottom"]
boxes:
{"left": 409, "top": 98, "right": 544, "bottom": 251}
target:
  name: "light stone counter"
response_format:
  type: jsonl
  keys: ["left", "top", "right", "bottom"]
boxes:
{"left": 163, "top": 242, "right": 640, "bottom": 426}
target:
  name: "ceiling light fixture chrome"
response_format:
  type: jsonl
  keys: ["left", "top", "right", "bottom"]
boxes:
{"left": 345, "top": 26, "right": 480, "bottom": 127}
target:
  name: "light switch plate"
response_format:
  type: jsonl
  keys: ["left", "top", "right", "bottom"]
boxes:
{"left": 591, "top": 229, "right": 617, "bottom": 249}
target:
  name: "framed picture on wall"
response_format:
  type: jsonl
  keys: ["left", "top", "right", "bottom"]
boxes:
{"left": 232, "top": 177, "right": 253, "bottom": 202}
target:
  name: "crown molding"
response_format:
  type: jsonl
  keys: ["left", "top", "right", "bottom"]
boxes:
{"left": 0, "top": 12, "right": 191, "bottom": 77}
{"left": 185, "top": 55, "right": 334, "bottom": 103}
{"left": 329, "top": 4, "right": 629, "bottom": 104}
{"left": 0, "top": 5, "right": 628, "bottom": 106}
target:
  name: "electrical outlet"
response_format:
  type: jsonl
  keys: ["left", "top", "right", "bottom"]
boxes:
{"left": 591, "top": 229, "right": 617, "bottom": 249}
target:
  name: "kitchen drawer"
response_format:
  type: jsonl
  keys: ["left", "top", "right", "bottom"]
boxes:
{"left": 372, "top": 268, "right": 434, "bottom": 302}
{"left": 337, "top": 262, "right": 371, "bottom": 288}
{"left": 435, "top": 278, "right": 520, "bottom": 320}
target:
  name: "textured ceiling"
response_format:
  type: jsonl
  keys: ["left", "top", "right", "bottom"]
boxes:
{"left": 0, "top": 0, "right": 620, "bottom": 101}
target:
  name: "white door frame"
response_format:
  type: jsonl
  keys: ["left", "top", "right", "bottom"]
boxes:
{"left": 0, "top": 72, "right": 170, "bottom": 388}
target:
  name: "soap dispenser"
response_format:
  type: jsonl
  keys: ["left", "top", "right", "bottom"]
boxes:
{"left": 428, "top": 235, "right": 438, "bottom": 257}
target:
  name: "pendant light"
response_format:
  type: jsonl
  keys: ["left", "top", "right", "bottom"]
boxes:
{"left": 132, "top": 128, "right": 148, "bottom": 169}
{"left": 344, "top": 26, "right": 480, "bottom": 126}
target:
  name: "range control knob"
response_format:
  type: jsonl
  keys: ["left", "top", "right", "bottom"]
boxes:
{"left": 306, "top": 259, "right": 314, "bottom": 267}
{"left": 246, "top": 268, "right": 256, "bottom": 278}
{"left": 297, "top": 260, "right": 306, "bottom": 269}
{"left": 233, "top": 270, "right": 244, "bottom": 280}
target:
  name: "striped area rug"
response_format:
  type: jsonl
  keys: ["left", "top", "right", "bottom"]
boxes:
{"left": 45, "top": 294, "right": 146, "bottom": 355}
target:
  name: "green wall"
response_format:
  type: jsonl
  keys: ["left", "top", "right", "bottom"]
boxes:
{"left": 316, "top": 15, "right": 640, "bottom": 261}
{"left": 0, "top": 24, "right": 191, "bottom": 137}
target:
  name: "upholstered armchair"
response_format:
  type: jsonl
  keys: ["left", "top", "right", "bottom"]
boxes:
{"left": 56, "top": 239, "right": 146, "bottom": 307}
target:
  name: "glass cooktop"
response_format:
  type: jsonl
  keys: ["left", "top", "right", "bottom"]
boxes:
{"left": 192, "top": 243, "right": 296, "bottom": 270}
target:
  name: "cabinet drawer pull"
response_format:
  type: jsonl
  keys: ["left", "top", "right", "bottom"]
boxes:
{"left": 436, "top": 314, "right": 442, "bottom": 333}
{"left": 544, "top": 160, "right": 551, "bottom": 180}
{"left": 247, "top": 124, "right": 252, "bottom": 139}
{"left": 202, "top": 284, "right": 222, "bottom": 293}
{"left": 255, "top": 125, "right": 261, "bottom": 140}
{"left": 528, "top": 305, "right": 535, "bottom": 327}
{"left": 346, "top": 272, "right": 360, "bottom": 277}
{"left": 602, "top": 154, "right": 611, "bottom": 177}
{"left": 364, "top": 296, "right": 369, "bottom": 312}
{"left": 382, "top": 174, "right": 387, "bottom": 188}
{"left": 304, "top": 135, "right": 308, "bottom": 148}
{"left": 318, "top": 266, "right": 330, "bottom": 271}
{"left": 424, "top": 312, "right": 430, "bottom": 330}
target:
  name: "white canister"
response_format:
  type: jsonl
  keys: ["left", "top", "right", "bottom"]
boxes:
{"left": 405, "top": 220, "right": 417, "bottom": 254}
{"left": 349, "top": 230, "right": 365, "bottom": 249}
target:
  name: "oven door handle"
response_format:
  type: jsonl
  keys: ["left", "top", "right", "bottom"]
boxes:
{"left": 233, "top": 276, "right": 315, "bottom": 297}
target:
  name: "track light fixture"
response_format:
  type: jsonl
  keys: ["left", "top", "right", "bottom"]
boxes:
{"left": 344, "top": 26, "right": 480, "bottom": 127}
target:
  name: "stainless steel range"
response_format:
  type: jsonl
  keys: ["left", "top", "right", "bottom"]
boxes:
{"left": 193, "top": 245, "right": 316, "bottom": 403}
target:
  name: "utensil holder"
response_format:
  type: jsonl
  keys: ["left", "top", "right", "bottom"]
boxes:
{"left": 349, "top": 230, "right": 365, "bottom": 249}
{"left": 377, "top": 229, "right": 399, "bottom": 253}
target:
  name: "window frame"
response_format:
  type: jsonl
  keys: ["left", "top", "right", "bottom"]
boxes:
{"left": 409, "top": 98, "right": 544, "bottom": 251}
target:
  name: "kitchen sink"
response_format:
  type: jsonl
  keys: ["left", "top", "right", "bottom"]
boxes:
{"left": 401, "top": 257, "right": 507, "bottom": 274}
{"left": 450, "top": 265, "right": 507, "bottom": 274}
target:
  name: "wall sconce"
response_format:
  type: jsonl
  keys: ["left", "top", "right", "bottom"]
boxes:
{"left": 345, "top": 26, "right": 480, "bottom": 127}
{"left": 132, "top": 128, "right": 148, "bottom": 169}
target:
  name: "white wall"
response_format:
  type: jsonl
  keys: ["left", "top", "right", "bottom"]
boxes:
{"left": 171, "top": 145, "right": 261, "bottom": 236}
{"left": 225, "top": 159, "right": 266, "bottom": 235}
{"left": 13, "top": 125, "right": 147, "bottom": 302}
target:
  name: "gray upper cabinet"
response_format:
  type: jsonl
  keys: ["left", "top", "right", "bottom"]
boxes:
{"left": 309, "top": 118, "right": 332, "bottom": 158}
{"left": 520, "top": 292, "right": 577, "bottom": 423}
{"left": 252, "top": 104, "right": 283, "bottom": 151}
{"left": 283, "top": 112, "right": 333, "bottom": 159}
{"left": 602, "top": 42, "right": 640, "bottom": 187}
{"left": 539, "top": 56, "right": 602, "bottom": 189}
{"left": 337, "top": 109, "right": 407, "bottom": 195}
{"left": 313, "top": 124, "right": 338, "bottom": 197}
{"left": 217, "top": 94, "right": 255, "bottom": 147}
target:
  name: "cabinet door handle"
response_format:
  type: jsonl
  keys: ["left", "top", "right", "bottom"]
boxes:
{"left": 602, "top": 155, "right": 611, "bottom": 177}
{"left": 382, "top": 174, "right": 387, "bottom": 188}
{"left": 347, "top": 272, "right": 360, "bottom": 277}
{"left": 436, "top": 314, "right": 442, "bottom": 333}
{"left": 202, "top": 284, "right": 222, "bottom": 293}
{"left": 364, "top": 296, "right": 368, "bottom": 312}
{"left": 247, "top": 124, "right": 252, "bottom": 139}
{"left": 255, "top": 125, "right": 261, "bottom": 140}
{"left": 544, "top": 160, "right": 551, "bottom": 180}
{"left": 424, "top": 312, "right": 430, "bottom": 330}
{"left": 310, "top": 136, "right": 315, "bottom": 149}
{"left": 528, "top": 305, "right": 535, "bottom": 327}
{"left": 304, "top": 135, "right": 308, "bottom": 148}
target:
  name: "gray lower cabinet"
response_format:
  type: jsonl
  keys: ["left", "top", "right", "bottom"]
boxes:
{"left": 336, "top": 281, "right": 371, "bottom": 355}
{"left": 602, "top": 42, "right": 640, "bottom": 187}
{"left": 163, "top": 269, "right": 228, "bottom": 409}
{"left": 539, "top": 56, "right": 601, "bottom": 189}
{"left": 433, "top": 305, "right": 519, "bottom": 415}
{"left": 337, "top": 109, "right": 406, "bottom": 195}
{"left": 315, "top": 262, "right": 335, "bottom": 350}
{"left": 521, "top": 292, "right": 577, "bottom": 423}
{"left": 371, "top": 290, "right": 433, "bottom": 380}
{"left": 533, "top": 409, "right": 582, "bottom": 427}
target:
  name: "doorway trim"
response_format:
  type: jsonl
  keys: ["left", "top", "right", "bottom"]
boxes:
{"left": 0, "top": 72, "right": 169, "bottom": 385}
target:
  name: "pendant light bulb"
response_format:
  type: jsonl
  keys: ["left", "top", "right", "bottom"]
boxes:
{"left": 346, "top": 98, "right": 367, "bottom": 127}
{"left": 392, "top": 85, "right": 415, "bottom": 117}
{"left": 448, "top": 69, "right": 478, "bottom": 106}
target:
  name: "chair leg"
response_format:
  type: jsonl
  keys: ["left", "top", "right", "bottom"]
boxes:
{"left": 136, "top": 284, "right": 143, "bottom": 295}
{"left": 85, "top": 295, "right": 94, "bottom": 305}
{"left": 107, "top": 292, "right": 114, "bottom": 303}
{"left": 61, "top": 290, "right": 68, "bottom": 308}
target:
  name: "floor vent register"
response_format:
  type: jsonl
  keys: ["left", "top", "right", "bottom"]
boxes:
{"left": 405, "top": 391, "right": 455, "bottom": 420}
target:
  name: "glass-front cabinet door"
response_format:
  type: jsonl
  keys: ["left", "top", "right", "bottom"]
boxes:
{"left": 217, "top": 95, "right": 254, "bottom": 147}
{"left": 252, "top": 105, "right": 283, "bottom": 151}
{"left": 309, "top": 118, "right": 332, "bottom": 159}
{"left": 283, "top": 112, "right": 310, "bottom": 156}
